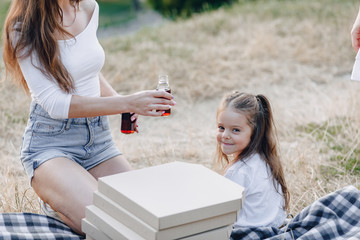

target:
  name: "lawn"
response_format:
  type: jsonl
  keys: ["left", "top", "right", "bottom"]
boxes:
{"left": 0, "top": 0, "right": 359, "bottom": 221}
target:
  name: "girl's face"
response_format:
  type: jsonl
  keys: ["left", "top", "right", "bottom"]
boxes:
{"left": 217, "top": 107, "right": 252, "bottom": 157}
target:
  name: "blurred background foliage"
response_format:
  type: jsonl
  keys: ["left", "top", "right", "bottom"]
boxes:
{"left": 0, "top": 0, "right": 140, "bottom": 33}
{"left": 99, "top": 0, "right": 238, "bottom": 19}
{"left": 97, "top": 0, "right": 140, "bottom": 28}
{"left": 0, "top": 0, "right": 10, "bottom": 34}
{"left": 146, "top": 0, "right": 237, "bottom": 18}
{"left": 0, "top": 0, "right": 240, "bottom": 33}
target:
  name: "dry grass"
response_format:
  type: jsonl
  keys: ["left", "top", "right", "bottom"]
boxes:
{"left": 1, "top": 0, "right": 360, "bottom": 216}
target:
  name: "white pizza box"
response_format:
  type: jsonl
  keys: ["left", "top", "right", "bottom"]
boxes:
{"left": 93, "top": 191, "right": 236, "bottom": 240}
{"left": 180, "top": 226, "right": 230, "bottom": 240}
{"left": 82, "top": 218, "right": 111, "bottom": 240}
{"left": 98, "top": 161, "right": 244, "bottom": 230}
{"left": 85, "top": 205, "right": 145, "bottom": 240}
{"left": 84, "top": 205, "right": 231, "bottom": 240}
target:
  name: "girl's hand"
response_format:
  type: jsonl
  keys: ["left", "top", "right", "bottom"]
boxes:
{"left": 128, "top": 90, "right": 176, "bottom": 116}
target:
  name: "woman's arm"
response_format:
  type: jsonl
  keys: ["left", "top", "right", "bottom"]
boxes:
{"left": 68, "top": 90, "right": 174, "bottom": 118}
{"left": 67, "top": 72, "right": 174, "bottom": 119}
{"left": 18, "top": 54, "right": 175, "bottom": 119}
{"left": 17, "top": 52, "right": 73, "bottom": 119}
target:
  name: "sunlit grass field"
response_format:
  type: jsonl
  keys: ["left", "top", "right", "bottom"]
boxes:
{"left": 1, "top": 0, "right": 360, "bottom": 219}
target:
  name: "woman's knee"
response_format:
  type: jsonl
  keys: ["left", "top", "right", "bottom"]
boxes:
{"left": 32, "top": 158, "right": 97, "bottom": 229}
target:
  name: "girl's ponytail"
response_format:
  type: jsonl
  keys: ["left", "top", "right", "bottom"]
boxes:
{"left": 255, "top": 94, "right": 275, "bottom": 160}
{"left": 255, "top": 94, "right": 290, "bottom": 211}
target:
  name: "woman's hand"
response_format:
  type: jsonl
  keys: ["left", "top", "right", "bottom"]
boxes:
{"left": 127, "top": 90, "right": 176, "bottom": 116}
{"left": 351, "top": 7, "right": 360, "bottom": 51}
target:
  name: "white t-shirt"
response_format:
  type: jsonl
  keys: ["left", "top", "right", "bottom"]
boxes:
{"left": 224, "top": 153, "right": 286, "bottom": 228}
{"left": 17, "top": 1, "right": 105, "bottom": 119}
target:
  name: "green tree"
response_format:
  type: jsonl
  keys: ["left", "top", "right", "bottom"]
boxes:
{"left": 147, "top": 0, "right": 236, "bottom": 18}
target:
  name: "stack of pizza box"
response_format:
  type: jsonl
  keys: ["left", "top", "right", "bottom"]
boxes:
{"left": 82, "top": 161, "right": 244, "bottom": 240}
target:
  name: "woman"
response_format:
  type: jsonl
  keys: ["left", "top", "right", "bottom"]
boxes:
{"left": 2, "top": 0, "right": 175, "bottom": 235}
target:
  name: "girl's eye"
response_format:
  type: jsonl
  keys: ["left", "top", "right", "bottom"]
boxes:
{"left": 218, "top": 126, "right": 224, "bottom": 131}
{"left": 233, "top": 128, "right": 240, "bottom": 133}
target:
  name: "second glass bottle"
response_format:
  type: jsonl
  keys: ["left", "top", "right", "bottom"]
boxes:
{"left": 156, "top": 75, "right": 171, "bottom": 116}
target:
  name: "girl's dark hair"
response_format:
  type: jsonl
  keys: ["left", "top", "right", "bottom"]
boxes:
{"left": 215, "top": 91, "right": 290, "bottom": 211}
{"left": 2, "top": 0, "right": 80, "bottom": 93}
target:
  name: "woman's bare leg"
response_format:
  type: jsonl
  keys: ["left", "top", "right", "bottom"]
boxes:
{"left": 32, "top": 155, "right": 132, "bottom": 235}
{"left": 88, "top": 154, "right": 132, "bottom": 180}
{"left": 31, "top": 157, "right": 97, "bottom": 235}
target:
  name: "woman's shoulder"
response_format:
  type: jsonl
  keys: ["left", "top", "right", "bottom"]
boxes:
{"left": 80, "top": 0, "right": 97, "bottom": 13}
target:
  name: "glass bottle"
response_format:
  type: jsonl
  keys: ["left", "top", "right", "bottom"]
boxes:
{"left": 121, "top": 112, "right": 135, "bottom": 134}
{"left": 156, "top": 75, "right": 171, "bottom": 116}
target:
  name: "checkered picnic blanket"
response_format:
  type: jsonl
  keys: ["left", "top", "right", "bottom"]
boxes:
{"left": 0, "top": 213, "right": 84, "bottom": 240}
{"left": 230, "top": 185, "right": 360, "bottom": 240}
{"left": 1, "top": 186, "right": 359, "bottom": 240}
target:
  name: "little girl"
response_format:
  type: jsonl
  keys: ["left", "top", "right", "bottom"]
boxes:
{"left": 215, "top": 91, "right": 290, "bottom": 228}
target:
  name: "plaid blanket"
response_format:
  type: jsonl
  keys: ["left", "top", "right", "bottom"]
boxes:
{"left": 1, "top": 186, "right": 358, "bottom": 240}
{"left": 0, "top": 213, "right": 84, "bottom": 240}
{"left": 230, "top": 185, "right": 360, "bottom": 240}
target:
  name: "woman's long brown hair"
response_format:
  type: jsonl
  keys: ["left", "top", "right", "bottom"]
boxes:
{"left": 2, "top": 0, "right": 80, "bottom": 93}
{"left": 215, "top": 92, "right": 290, "bottom": 212}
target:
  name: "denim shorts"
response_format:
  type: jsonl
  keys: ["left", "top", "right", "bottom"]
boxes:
{"left": 20, "top": 103, "right": 122, "bottom": 184}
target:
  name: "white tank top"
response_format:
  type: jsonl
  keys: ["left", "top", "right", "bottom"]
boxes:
{"left": 17, "top": 1, "right": 105, "bottom": 119}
